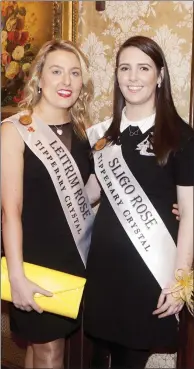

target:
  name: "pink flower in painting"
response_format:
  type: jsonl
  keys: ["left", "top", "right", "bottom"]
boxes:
{"left": 1, "top": 52, "right": 11, "bottom": 66}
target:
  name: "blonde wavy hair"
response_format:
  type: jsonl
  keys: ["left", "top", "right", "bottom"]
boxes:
{"left": 19, "top": 39, "right": 93, "bottom": 139}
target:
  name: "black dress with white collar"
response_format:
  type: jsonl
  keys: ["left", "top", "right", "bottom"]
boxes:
{"left": 84, "top": 119, "right": 194, "bottom": 350}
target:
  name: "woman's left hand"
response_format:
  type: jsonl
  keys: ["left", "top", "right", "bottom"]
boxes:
{"left": 152, "top": 286, "right": 184, "bottom": 318}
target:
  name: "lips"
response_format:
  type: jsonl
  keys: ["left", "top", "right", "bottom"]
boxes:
{"left": 57, "top": 89, "right": 72, "bottom": 98}
{"left": 127, "top": 86, "right": 143, "bottom": 93}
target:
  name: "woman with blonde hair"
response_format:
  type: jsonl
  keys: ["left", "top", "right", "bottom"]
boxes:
{"left": 1, "top": 39, "right": 96, "bottom": 368}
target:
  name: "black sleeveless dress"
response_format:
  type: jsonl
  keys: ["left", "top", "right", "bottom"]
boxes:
{"left": 9, "top": 122, "right": 93, "bottom": 343}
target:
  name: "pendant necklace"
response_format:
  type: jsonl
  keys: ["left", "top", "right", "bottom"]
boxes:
{"left": 54, "top": 125, "right": 63, "bottom": 136}
{"left": 128, "top": 126, "right": 140, "bottom": 137}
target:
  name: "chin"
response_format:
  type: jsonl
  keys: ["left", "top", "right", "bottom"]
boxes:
{"left": 126, "top": 98, "right": 144, "bottom": 105}
{"left": 57, "top": 100, "right": 74, "bottom": 109}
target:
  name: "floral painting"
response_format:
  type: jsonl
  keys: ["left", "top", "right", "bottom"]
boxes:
{"left": 1, "top": 1, "right": 53, "bottom": 107}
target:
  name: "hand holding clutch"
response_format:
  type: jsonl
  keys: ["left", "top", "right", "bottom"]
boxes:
{"left": 1, "top": 257, "right": 86, "bottom": 318}
{"left": 8, "top": 275, "right": 53, "bottom": 314}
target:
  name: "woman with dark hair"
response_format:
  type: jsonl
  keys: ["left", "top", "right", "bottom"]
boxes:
{"left": 84, "top": 36, "right": 194, "bottom": 368}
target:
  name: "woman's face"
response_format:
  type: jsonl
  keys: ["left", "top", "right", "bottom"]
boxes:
{"left": 117, "top": 46, "right": 162, "bottom": 110}
{"left": 39, "top": 49, "right": 83, "bottom": 110}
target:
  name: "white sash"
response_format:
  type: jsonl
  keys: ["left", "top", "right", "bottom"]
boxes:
{"left": 4, "top": 112, "right": 95, "bottom": 267}
{"left": 87, "top": 123, "right": 176, "bottom": 288}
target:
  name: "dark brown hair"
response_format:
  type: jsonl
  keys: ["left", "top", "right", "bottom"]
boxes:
{"left": 105, "top": 35, "right": 182, "bottom": 165}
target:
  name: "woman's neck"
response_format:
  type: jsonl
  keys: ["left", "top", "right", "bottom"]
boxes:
{"left": 34, "top": 101, "right": 70, "bottom": 125}
{"left": 125, "top": 101, "right": 155, "bottom": 122}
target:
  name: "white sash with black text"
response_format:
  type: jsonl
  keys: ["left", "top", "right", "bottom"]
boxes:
{"left": 87, "top": 122, "right": 176, "bottom": 288}
{"left": 5, "top": 113, "right": 95, "bottom": 267}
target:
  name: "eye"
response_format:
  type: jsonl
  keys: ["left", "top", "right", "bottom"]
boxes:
{"left": 119, "top": 66, "right": 129, "bottom": 72}
{"left": 52, "top": 69, "right": 61, "bottom": 75}
{"left": 140, "top": 66, "right": 149, "bottom": 71}
{"left": 72, "top": 71, "right": 80, "bottom": 76}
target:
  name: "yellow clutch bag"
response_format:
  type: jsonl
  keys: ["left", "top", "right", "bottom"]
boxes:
{"left": 1, "top": 257, "right": 86, "bottom": 319}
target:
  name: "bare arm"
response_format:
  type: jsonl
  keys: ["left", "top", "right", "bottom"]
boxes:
{"left": 1, "top": 122, "right": 52, "bottom": 313}
{"left": 1, "top": 122, "right": 25, "bottom": 281}
{"left": 85, "top": 173, "right": 101, "bottom": 205}
{"left": 153, "top": 185, "right": 193, "bottom": 318}
{"left": 175, "top": 185, "right": 193, "bottom": 270}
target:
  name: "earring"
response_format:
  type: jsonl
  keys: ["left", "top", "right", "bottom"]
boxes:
{"left": 157, "top": 82, "right": 161, "bottom": 88}
{"left": 38, "top": 86, "right": 41, "bottom": 94}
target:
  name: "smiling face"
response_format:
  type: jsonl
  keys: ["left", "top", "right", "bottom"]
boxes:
{"left": 39, "top": 49, "right": 83, "bottom": 110}
{"left": 117, "top": 46, "right": 162, "bottom": 113}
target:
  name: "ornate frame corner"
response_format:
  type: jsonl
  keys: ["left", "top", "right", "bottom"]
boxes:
{"left": 52, "top": 1, "right": 79, "bottom": 43}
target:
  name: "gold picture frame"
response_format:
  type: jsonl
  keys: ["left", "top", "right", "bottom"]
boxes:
{"left": 52, "top": 1, "right": 79, "bottom": 43}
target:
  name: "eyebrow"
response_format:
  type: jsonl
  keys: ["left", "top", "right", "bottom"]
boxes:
{"left": 118, "top": 63, "right": 152, "bottom": 68}
{"left": 49, "top": 65, "right": 81, "bottom": 70}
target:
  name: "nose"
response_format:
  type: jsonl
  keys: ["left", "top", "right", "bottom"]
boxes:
{"left": 128, "top": 68, "right": 138, "bottom": 82}
{"left": 62, "top": 72, "right": 71, "bottom": 86}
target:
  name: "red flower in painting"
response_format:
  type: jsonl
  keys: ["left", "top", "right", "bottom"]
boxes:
{"left": 6, "top": 5, "right": 15, "bottom": 18}
{"left": 1, "top": 3, "right": 15, "bottom": 17}
{"left": 13, "top": 96, "right": 20, "bottom": 103}
{"left": 2, "top": 9, "right": 7, "bottom": 17}
{"left": 7, "top": 30, "right": 21, "bottom": 43}
{"left": 7, "top": 31, "right": 15, "bottom": 42}
{"left": 19, "top": 31, "right": 29, "bottom": 46}
{"left": 8, "top": 31, "right": 29, "bottom": 46}
{"left": 13, "top": 89, "right": 24, "bottom": 103}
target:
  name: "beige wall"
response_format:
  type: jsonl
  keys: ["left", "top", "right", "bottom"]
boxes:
{"left": 78, "top": 1, "right": 193, "bottom": 124}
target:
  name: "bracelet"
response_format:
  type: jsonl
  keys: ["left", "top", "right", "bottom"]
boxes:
{"left": 170, "top": 269, "right": 193, "bottom": 317}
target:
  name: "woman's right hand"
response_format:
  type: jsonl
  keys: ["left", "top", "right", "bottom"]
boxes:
{"left": 10, "top": 276, "right": 53, "bottom": 313}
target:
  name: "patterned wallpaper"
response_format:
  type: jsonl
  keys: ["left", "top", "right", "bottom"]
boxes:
{"left": 77, "top": 2, "right": 193, "bottom": 367}
{"left": 77, "top": 1, "right": 193, "bottom": 124}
